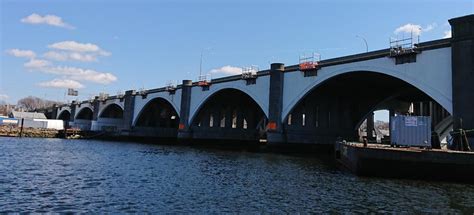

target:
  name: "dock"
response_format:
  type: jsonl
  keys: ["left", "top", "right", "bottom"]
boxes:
{"left": 335, "top": 141, "right": 474, "bottom": 182}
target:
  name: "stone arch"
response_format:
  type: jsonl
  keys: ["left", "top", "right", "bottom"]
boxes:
{"left": 190, "top": 88, "right": 267, "bottom": 137}
{"left": 133, "top": 97, "right": 179, "bottom": 128}
{"left": 282, "top": 71, "right": 451, "bottom": 143}
{"left": 99, "top": 103, "right": 124, "bottom": 119}
{"left": 57, "top": 110, "right": 71, "bottom": 120}
{"left": 75, "top": 107, "right": 93, "bottom": 120}
{"left": 189, "top": 87, "right": 268, "bottom": 125}
{"left": 282, "top": 67, "right": 453, "bottom": 123}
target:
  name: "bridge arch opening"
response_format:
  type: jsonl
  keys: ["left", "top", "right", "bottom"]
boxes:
{"left": 99, "top": 104, "right": 123, "bottom": 119}
{"left": 76, "top": 107, "right": 93, "bottom": 120}
{"left": 284, "top": 71, "right": 451, "bottom": 144}
{"left": 191, "top": 88, "right": 267, "bottom": 141}
{"left": 57, "top": 110, "right": 71, "bottom": 120}
{"left": 358, "top": 109, "right": 390, "bottom": 143}
{"left": 135, "top": 98, "right": 179, "bottom": 128}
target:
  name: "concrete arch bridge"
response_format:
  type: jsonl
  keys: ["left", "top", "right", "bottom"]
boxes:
{"left": 51, "top": 15, "right": 474, "bottom": 147}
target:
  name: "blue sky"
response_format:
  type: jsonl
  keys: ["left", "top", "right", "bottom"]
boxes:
{"left": 1, "top": 0, "right": 472, "bottom": 111}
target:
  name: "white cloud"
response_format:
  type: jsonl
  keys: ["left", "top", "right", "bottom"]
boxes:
{"left": 21, "top": 13, "right": 74, "bottom": 29}
{"left": 38, "top": 66, "right": 117, "bottom": 85}
{"left": 394, "top": 23, "right": 437, "bottom": 36}
{"left": 424, "top": 23, "right": 437, "bottom": 32}
{"left": 24, "top": 59, "right": 51, "bottom": 68}
{"left": 43, "top": 51, "right": 97, "bottom": 62}
{"left": 7, "top": 41, "right": 116, "bottom": 89}
{"left": 6, "top": 49, "right": 36, "bottom": 59}
{"left": 209, "top": 65, "right": 242, "bottom": 76}
{"left": 48, "top": 41, "right": 110, "bottom": 56}
{"left": 38, "top": 79, "right": 84, "bottom": 89}
{"left": 43, "top": 51, "right": 68, "bottom": 61}
{"left": 0, "top": 94, "right": 9, "bottom": 100}
{"left": 443, "top": 30, "right": 452, "bottom": 38}
{"left": 69, "top": 52, "right": 97, "bottom": 62}
{"left": 395, "top": 23, "right": 422, "bottom": 36}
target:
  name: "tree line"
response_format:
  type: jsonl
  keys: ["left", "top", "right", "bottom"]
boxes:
{"left": 0, "top": 96, "right": 63, "bottom": 115}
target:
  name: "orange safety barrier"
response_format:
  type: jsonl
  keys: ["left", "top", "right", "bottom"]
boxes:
{"left": 198, "top": 81, "right": 209, "bottom": 86}
{"left": 299, "top": 62, "right": 318, "bottom": 70}
{"left": 267, "top": 121, "right": 277, "bottom": 131}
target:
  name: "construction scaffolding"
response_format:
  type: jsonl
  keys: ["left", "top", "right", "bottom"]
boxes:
{"left": 198, "top": 74, "right": 211, "bottom": 87}
{"left": 138, "top": 88, "right": 148, "bottom": 96}
{"left": 389, "top": 34, "right": 420, "bottom": 57}
{"left": 165, "top": 81, "right": 177, "bottom": 92}
{"left": 241, "top": 66, "right": 258, "bottom": 80}
{"left": 117, "top": 91, "right": 125, "bottom": 99}
{"left": 299, "top": 53, "right": 321, "bottom": 71}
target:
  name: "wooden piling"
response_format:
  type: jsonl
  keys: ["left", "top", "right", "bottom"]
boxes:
{"left": 19, "top": 118, "right": 24, "bottom": 138}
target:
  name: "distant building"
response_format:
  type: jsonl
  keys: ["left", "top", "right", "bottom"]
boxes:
{"left": 8, "top": 111, "right": 47, "bottom": 120}
{"left": 3, "top": 111, "right": 63, "bottom": 130}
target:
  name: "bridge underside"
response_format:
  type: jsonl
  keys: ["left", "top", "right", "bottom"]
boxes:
{"left": 284, "top": 72, "right": 450, "bottom": 145}
{"left": 190, "top": 89, "right": 267, "bottom": 142}
{"left": 93, "top": 104, "right": 125, "bottom": 132}
{"left": 131, "top": 98, "right": 179, "bottom": 138}
{"left": 74, "top": 108, "right": 93, "bottom": 131}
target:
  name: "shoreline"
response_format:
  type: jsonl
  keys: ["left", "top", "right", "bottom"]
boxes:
{"left": 0, "top": 125, "right": 59, "bottom": 138}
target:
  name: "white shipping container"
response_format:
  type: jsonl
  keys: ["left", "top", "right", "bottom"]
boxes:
{"left": 33, "top": 119, "right": 64, "bottom": 130}
{"left": 19, "top": 119, "right": 64, "bottom": 130}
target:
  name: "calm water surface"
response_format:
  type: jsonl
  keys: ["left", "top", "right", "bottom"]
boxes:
{"left": 0, "top": 137, "right": 473, "bottom": 213}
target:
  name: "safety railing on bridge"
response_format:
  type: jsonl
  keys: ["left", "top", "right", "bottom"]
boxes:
{"left": 165, "top": 81, "right": 178, "bottom": 94}
{"left": 299, "top": 53, "right": 321, "bottom": 77}
{"left": 138, "top": 88, "right": 148, "bottom": 98}
{"left": 388, "top": 34, "right": 422, "bottom": 66}
{"left": 242, "top": 66, "right": 258, "bottom": 85}
{"left": 98, "top": 92, "right": 109, "bottom": 103}
{"left": 198, "top": 74, "right": 212, "bottom": 91}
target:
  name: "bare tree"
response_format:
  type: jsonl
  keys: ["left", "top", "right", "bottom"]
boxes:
{"left": 16, "top": 96, "right": 62, "bottom": 111}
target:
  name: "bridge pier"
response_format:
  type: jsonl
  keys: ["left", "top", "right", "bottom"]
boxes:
{"left": 450, "top": 14, "right": 474, "bottom": 147}
{"left": 366, "top": 112, "right": 375, "bottom": 142}
{"left": 177, "top": 80, "right": 193, "bottom": 140}
{"left": 69, "top": 101, "right": 77, "bottom": 128}
{"left": 89, "top": 98, "right": 100, "bottom": 130}
{"left": 122, "top": 90, "right": 136, "bottom": 134}
{"left": 267, "top": 63, "right": 286, "bottom": 144}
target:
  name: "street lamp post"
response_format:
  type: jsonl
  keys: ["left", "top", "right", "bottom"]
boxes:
{"left": 199, "top": 47, "right": 212, "bottom": 78}
{"left": 356, "top": 35, "right": 369, "bottom": 53}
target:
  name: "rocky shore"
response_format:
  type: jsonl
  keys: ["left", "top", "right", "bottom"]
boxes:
{"left": 0, "top": 125, "right": 59, "bottom": 138}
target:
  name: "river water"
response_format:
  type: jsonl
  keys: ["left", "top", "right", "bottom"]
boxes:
{"left": 0, "top": 137, "right": 473, "bottom": 213}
